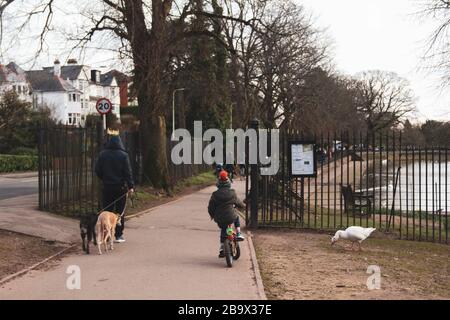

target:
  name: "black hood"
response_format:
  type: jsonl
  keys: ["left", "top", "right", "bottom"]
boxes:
{"left": 105, "top": 136, "right": 125, "bottom": 151}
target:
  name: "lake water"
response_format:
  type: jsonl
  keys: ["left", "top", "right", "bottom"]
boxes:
{"left": 375, "top": 161, "right": 450, "bottom": 213}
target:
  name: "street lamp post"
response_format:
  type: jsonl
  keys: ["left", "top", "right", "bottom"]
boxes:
{"left": 172, "top": 88, "right": 186, "bottom": 139}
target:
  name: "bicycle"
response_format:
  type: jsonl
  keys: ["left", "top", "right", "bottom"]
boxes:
{"left": 223, "top": 224, "right": 241, "bottom": 268}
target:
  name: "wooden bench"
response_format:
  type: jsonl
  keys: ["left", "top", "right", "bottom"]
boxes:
{"left": 340, "top": 184, "right": 373, "bottom": 216}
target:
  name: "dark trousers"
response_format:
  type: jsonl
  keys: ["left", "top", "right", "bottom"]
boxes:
{"left": 219, "top": 216, "right": 241, "bottom": 243}
{"left": 102, "top": 185, "right": 127, "bottom": 238}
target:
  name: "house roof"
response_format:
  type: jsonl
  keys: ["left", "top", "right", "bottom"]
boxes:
{"left": 0, "top": 62, "right": 28, "bottom": 84}
{"left": 102, "top": 69, "right": 130, "bottom": 84}
{"left": 100, "top": 72, "right": 115, "bottom": 86}
{"left": 6, "top": 62, "right": 21, "bottom": 74}
{"left": 43, "top": 65, "right": 84, "bottom": 80}
{"left": 26, "top": 70, "right": 80, "bottom": 92}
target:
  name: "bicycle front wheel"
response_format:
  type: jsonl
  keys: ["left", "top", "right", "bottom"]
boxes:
{"left": 233, "top": 242, "right": 241, "bottom": 261}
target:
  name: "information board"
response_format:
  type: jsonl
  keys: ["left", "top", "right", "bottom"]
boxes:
{"left": 289, "top": 142, "right": 317, "bottom": 177}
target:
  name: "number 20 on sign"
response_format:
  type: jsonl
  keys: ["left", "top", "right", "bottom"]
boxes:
{"left": 96, "top": 98, "right": 113, "bottom": 130}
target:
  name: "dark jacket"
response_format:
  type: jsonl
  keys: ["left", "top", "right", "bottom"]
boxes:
{"left": 208, "top": 180, "right": 245, "bottom": 227}
{"left": 95, "top": 136, "right": 134, "bottom": 189}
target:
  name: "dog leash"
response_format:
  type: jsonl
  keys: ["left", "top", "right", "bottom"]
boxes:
{"left": 97, "top": 192, "right": 129, "bottom": 216}
{"left": 120, "top": 192, "right": 136, "bottom": 217}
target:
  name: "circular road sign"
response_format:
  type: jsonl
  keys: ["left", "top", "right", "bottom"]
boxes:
{"left": 96, "top": 98, "right": 113, "bottom": 115}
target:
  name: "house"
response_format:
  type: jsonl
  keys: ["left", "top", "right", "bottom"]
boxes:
{"left": 27, "top": 60, "right": 83, "bottom": 125}
{"left": 101, "top": 69, "right": 136, "bottom": 108}
{"left": 0, "top": 62, "right": 32, "bottom": 102}
{"left": 29, "top": 59, "right": 121, "bottom": 125}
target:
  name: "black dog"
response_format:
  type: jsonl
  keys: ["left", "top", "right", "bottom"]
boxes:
{"left": 80, "top": 214, "right": 98, "bottom": 254}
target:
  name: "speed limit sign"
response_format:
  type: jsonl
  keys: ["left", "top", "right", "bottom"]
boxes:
{"left": 96, "top": 98, "right": 113, "bottom": 115}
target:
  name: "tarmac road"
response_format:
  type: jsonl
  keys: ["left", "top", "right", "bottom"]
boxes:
{"left": 0, "top": 172, "right": 38, "bottom": 201}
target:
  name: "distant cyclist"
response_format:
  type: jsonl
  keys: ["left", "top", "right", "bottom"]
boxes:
{"left": 215, "top": 163, "right": 223, "bottom": 178}
{"left": 224, "top": 163, "right": 235, "bottom": 182}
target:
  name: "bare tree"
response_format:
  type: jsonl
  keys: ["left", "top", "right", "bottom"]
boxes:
{"left": 255, "top": 1, "right": 329, "bottom": 128}
{"left": 220, "top": 0, "right": 329, "bottom": 128}
{"left": 221, "top": 0, "right": 267, "bottom": 127}
{"left": 288, "top": 69, "right": 365, "bottom": 136}
{"left": 1, "top": 0, "right": 257, "bottom": 189}
{"left": 354, "top": 71, "right": 415, "bottom": 137}
{"left": 418, "top": 0, "right": 450, "bottom": 86}
{"left": 0, "top": 0, "right": 20, "bottom": 51}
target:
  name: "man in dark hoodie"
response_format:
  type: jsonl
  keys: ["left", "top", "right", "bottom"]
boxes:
{"left": 95, "top": 130, "right": 134, "bottom": 243}
{"left": 208, "top": 170, "right": 245, "bottom": 258}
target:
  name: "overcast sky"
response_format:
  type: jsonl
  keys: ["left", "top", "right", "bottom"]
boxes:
{"left": 299, "top": 0, "right": 450, "bottom": 122}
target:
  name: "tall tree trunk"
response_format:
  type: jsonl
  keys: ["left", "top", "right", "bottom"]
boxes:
{"left": 140, "top": 111, "right": 169, "bottom": 189}
{"left": 125, "top": 0, "right": 171, "bottom": 189}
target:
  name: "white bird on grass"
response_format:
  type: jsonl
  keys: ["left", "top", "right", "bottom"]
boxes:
{"left": 331, "top": 226, "right": 376, "bottom": 251}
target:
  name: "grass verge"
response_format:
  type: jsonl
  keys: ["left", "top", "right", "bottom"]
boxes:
{"left": 0, "top": 230, "right": 69, "bottom": 280}
{"left": 253, "top": 229, "right": 450, "bottom": 300}
{"left": 126, "top": 171, "right": 217, "bottom": 216}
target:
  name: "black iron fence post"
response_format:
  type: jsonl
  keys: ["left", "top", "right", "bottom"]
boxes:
{"left": 38, "top": 123, "right": 44, "bottom": 210}
{"left": 300, "top": 177, "right": 305, "bottom": 224}
{"left": 249, "top": 119, "right": 259, "bottom": 229}
{"left": 96, "top": 121, "right": 104, "bottom": 211}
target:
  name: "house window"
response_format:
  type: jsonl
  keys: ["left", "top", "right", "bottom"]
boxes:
{"left": 68, "top": 113, "right": 73, "bottom": 125}
{"left": 69, "top": 93, "right": 79, "bottom": 102}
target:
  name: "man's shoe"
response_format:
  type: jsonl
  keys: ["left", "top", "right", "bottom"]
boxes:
{"left": 114, "top": 236, "right": 126, "bottom": 243}
{"left": 236, "top": 233, "right": 245, "bottom": 241}
{"left": 218, "top": 250, "right": 225, "bottom": 258}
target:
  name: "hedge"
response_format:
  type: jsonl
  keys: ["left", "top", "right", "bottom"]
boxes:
{"left": 9, "top": 147, "right": 38, "bottom": 156}
{"left": 0, "top": 155, "right": 39, "bottom": 173}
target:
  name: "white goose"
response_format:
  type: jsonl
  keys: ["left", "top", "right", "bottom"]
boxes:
{"left": 331, "top": 226, "right": 376, "bottom": 251}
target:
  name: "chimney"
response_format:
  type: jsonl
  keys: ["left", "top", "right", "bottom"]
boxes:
{"left": 67, "top": 58, "right": 78, "bottom": 65}
{"left": 54, "top": 59, "right": 61, "bottom": 77}
{"left": 91, "top": 70, "right": 101, "bottom": 83}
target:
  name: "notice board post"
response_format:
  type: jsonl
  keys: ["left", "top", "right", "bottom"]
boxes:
{"left": 248, "top": 118, "right": 260, "bottom": 229}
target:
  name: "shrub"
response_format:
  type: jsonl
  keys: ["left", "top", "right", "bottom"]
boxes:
{"left": 0, "top": 155, "right": 39, "bottom": 173}
{"left": 9, "top": 147, "right": 38, "bottom": 156}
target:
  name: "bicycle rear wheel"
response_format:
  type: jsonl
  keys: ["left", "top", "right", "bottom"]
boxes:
{"left": 224, "top": 239, "right": 233, "bottom": 268}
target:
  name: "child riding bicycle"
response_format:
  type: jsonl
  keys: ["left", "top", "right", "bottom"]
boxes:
{"left": 208, "top": 170, "right": 245, "bottom": 258}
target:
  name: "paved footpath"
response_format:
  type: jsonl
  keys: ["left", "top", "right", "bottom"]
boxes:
{"left": 0, "top": 194, "right": 79, "bottom": 244}
{"left": 0, "top": 181, "right": 262, "bottom": 300}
